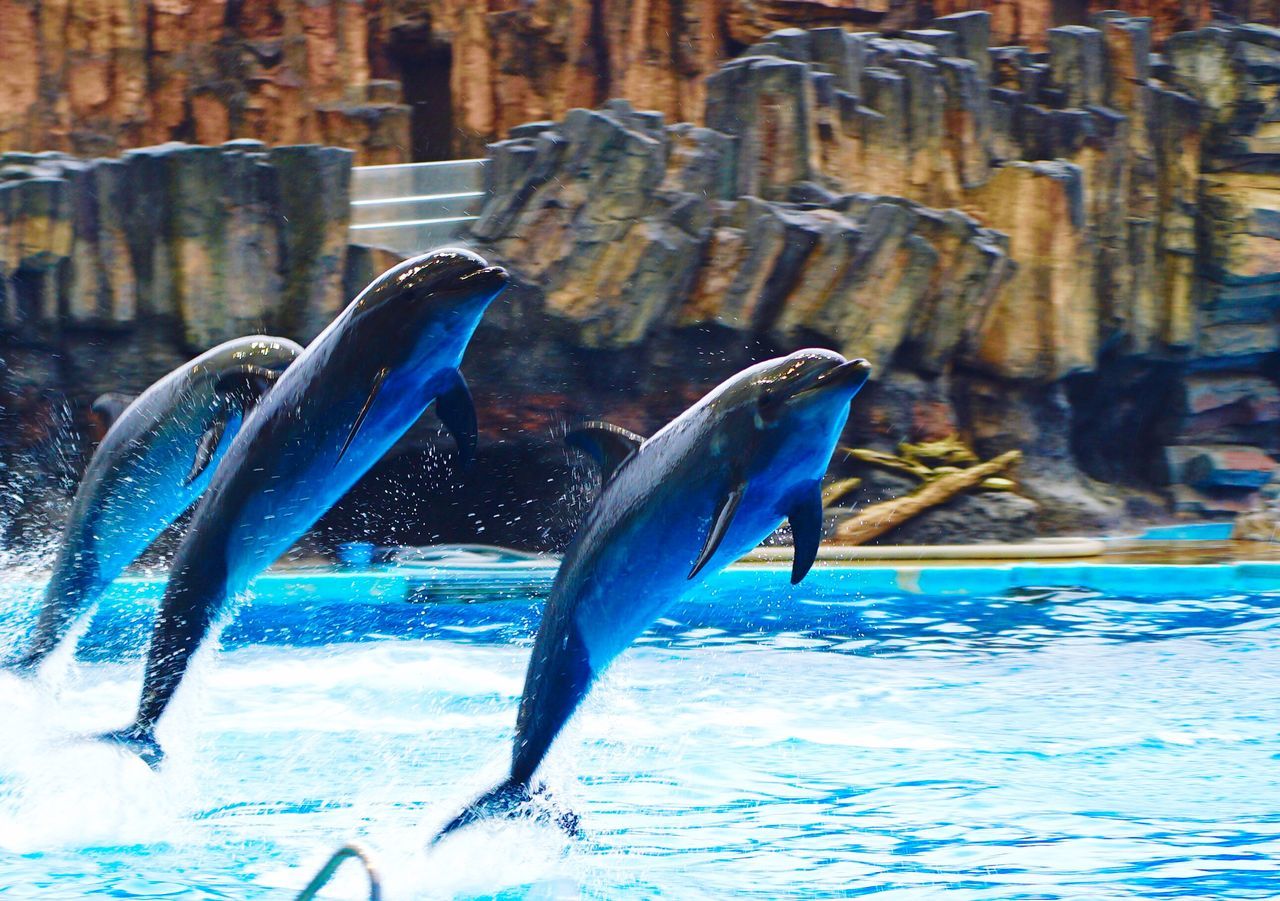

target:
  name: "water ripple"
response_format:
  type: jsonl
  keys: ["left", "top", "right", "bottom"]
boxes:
{"left": 0, "top": 577, "right": 1276, "bottom": 897}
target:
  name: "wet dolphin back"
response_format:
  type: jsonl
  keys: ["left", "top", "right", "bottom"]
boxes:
{"left": 122, "top": 252, "right": 506, "bottom": 748}
{"left": 510, "top": 419, "right": 727, "bottom": 780}
{"left": 10, "top": 339, "right": 270, "bottom": 671}
{"left": 126, "top": 327, "right": 397, "bottom": 731}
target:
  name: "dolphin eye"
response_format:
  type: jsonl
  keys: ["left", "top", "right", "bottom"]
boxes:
{"left": 756, "top": 389, "right": 785, "bottom": 426}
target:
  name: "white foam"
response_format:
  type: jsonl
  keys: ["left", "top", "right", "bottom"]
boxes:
{"left": 0, "top": 667, "right": 198, "bottom": 852}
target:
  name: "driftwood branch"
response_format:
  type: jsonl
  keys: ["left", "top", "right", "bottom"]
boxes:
{"left": 843, "top": 447, "right": 934, "bottom": 480}
{"left": 821, "top": 476, "right": 862, "bottom": 508}
{"left": 834, "top": 450, "right": 1022, "bottom": 545}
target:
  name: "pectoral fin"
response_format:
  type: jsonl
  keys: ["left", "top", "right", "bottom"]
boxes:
{"left": 566, "top": 422, "right": 644, "bottom": 483}
{"left": 787, "top": 481, "right": 824, "bottom": 585}
{"left": 337, "top": 367, "right": 389, "bottom": 464}
{"left": 435, "top": 370, "right": 477, "bottom": 470}
{"left": 185, "top": 419, "right": 227, "bottom": 486}
{"left": 689, "top": 481, "right": 746, "bottom": 580}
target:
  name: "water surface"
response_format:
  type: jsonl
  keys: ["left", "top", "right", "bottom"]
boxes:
{"left": 0, "top": 572, "right": 1276, "bottom": 898}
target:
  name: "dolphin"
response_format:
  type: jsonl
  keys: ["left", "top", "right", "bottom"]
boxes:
{"left": 91, "top": 392, "right": 136, "bottom": 432}
{"left": 433, "top": 348, "right": 871, "bottom": 841}
{"left": 103, "top": 248, "right": 509, "bottom": 765}
{"left": 7, "top": 336, "right": 303, "bottom": 672}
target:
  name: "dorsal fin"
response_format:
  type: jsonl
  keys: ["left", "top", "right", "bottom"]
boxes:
{"left": 566, "top": 421, "right": 645, "bottom": 483}
{"left": 91, "top": 392, "right": 135, "bottom": 432}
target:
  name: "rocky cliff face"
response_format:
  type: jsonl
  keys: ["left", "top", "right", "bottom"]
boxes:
{"left": 374, "top": 0, "right": 1236, "bottom": 157}
{"left": 0, "top": 141, "right": 358, "bottom": 548}
{"left": 467, "top": 13, "right": 1280, "bottom": 525}
{"left": 5, "top": 15, "right": 1280, "bottom": 557}
{"left": 0, "top": 142, "right": 353, "bottom": 347}
{"left": 2, "top": 2, "right": 1272, "bottom": 166}
{"left": 0, "top": 0, "right": 409, "bottom": 164}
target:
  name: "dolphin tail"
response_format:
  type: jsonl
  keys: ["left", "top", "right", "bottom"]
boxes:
{"left": 98, "top": 723, "right": 164, "bottom": 769}
{"left": 430, "top": 778, "right": 579, "bottom": 845}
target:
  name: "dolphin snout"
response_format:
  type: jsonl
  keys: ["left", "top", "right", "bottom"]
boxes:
{"left": 459, "top": 265, "right": 509, "bottom": 294}
{"left": 821, "top": 357, "right": 871, "bottom": 389}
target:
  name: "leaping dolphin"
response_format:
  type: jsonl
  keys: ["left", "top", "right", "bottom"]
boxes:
{"left": 7, "top": 336, "right": 303, "bottom": 672}
{"left": 433, "top": 348, "right": 871, "bottom": 841}
{"left": 103, "top": 248, "right": 509, "bottom": 765}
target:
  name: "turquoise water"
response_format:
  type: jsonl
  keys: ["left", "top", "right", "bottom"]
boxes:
{"left": 0, "top": 568, "right": 1277, "bottom": 898}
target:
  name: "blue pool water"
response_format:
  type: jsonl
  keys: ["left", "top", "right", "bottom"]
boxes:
{"left": 0, "top": 565, "right": 1277, "bottom": 898}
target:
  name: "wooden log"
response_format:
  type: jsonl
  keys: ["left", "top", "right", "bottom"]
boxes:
{"left": 821, "top": 476, "right": 862, "bottom": 507}
{"left": 842, "top": 447, "right": 934, "bottom": 479}
{"left": 833, "top": 450, "right": 1023, "bottom": 545}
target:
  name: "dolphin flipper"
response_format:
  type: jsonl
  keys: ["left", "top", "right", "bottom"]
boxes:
{"left": 689, "top": 481, "right": 746, "bottom": 580}
{"left": 787, "top": 481, "right": 823, "bottom": 585}
{"left": 435, "top": 370, "right": 477, "bottom": 470}
{"left": 566, "top": 422, "right": 644, "bottom": 482}
{"left": 337, "top": 367, "right": 389, "bottom": 464}
{"left": 98, "top": 724, "right": 164, "bottom": 769}
{"left": 186, "top": 364, "right": 287, "bottom": 486}
{"left": 431, "top": 778, "right": 579, "bottom": 845}
{"left": 184, "top": 419, "right": 227, "bottom": 486}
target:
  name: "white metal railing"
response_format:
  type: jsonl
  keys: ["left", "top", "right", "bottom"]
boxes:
{"left": 349, "top": 159, "right": 488, "bottom": 255}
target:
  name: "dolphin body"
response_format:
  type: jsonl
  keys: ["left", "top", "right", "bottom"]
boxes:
{"left": 104, "top": 248, "right": 509, "bottom": 765}
{"left": 434, "top": 348, "right": 871, "bottom": 840}
{"left": 8, "top": 336, "right": 303, "bottom": 672}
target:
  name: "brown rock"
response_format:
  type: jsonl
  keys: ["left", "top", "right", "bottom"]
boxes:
{"left": 705, "top": 56, "right": 819, "bottom": 201}
{"left": 963, "top": 161, "right": 1096, "bottom": 381}
{"left": 271, "top": 144, "right": 354, "bottom": 340}
{"left": 0, "top": 0, "right": 1252, "bottom": 166}
{"left": 0, "top": 0, "right": 403, "bottom": 164}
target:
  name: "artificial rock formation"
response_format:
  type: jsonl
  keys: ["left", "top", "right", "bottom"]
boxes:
{"left": 1, "top": 2, "right": 1268, "bottom": 165}
{"left": 700, "top": 14, "right": 1211, "bottom": 382}
{"left": 475, "top": 100, "right": 1013, "bottom": 378}
{"left": 0, "top": 0, "right": 408, "bottom": 164}
{"left": 469, "top": 14, "right": 1280, "bottom": 522}
{"left": 0, "top": 142, "right": 353, "bottom": 347}
{"left": 368, "top": 0, "right": 1242, "bottom": 156}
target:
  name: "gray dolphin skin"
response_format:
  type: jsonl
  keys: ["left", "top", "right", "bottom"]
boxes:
{"left": 104, "top": 248, "right": 509, "bottom": 766}
{"left": 7, "top": 336, "right": 303, "bottom": 672}
{"left": 91, "top": 393, "right": 136, "bottom": 432}
{"left": 433, "top": 348, "right": 871, "bottom": 840}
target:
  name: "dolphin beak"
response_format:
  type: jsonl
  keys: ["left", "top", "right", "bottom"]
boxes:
{"left": 458, "top": 265, "right": 509, "bottom": 295}
{"left": 796, "top": 358, "right": 871, "bottom": 401}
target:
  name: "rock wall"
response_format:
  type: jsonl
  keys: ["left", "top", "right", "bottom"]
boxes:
{"left": 0, "top": 142, "right": 353, "bottom": 347}
{"left": 2, "top": 2, "right": 1272, "bottom": 165}
{"left": 0, "top": 0, "right": 408, "bottom": 164}
{"left": 474, "top": 102, "right": 1012, "bottom": 376}
{"left": 6, "top": 15, "right": 1280, "bottom": 555}
{"left": 468, "top": 14, "right": 1280, "bottom": 522}
{"left": 0, "top": 140, "right": 357, "bottom": 547}
{"left": 372, "top": 0, "right": 1235, "bottom": 157}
